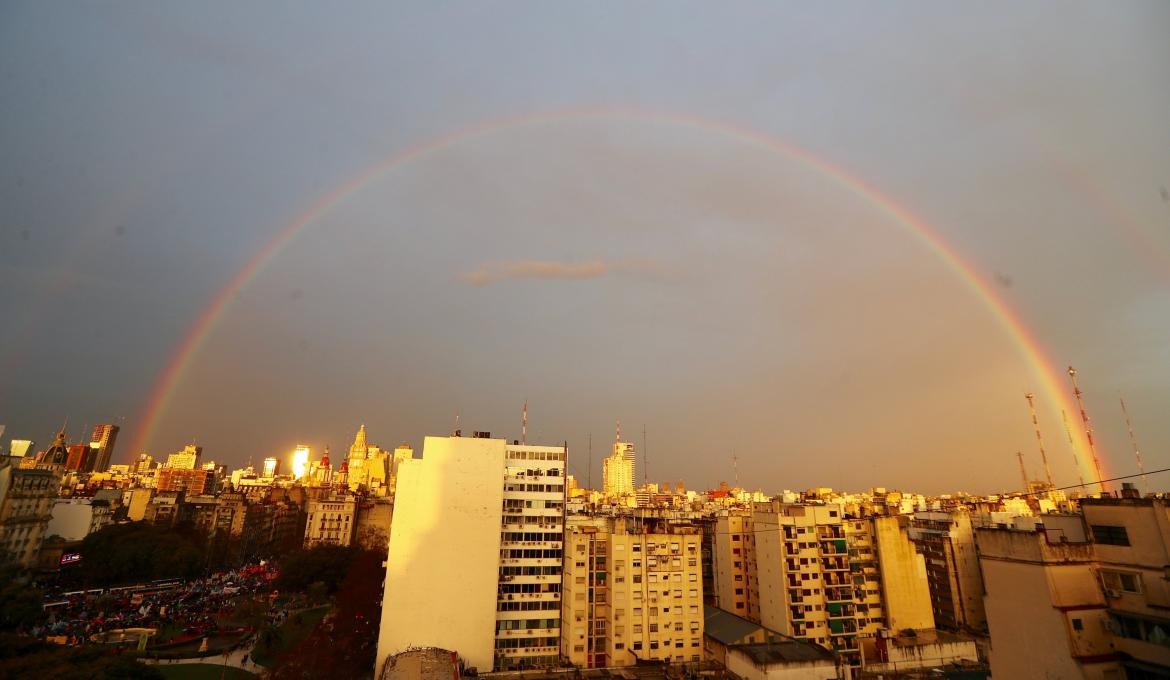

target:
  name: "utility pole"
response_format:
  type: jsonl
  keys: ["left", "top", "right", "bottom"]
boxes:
{"left": 1068, "top": 366, "right": 1107, "bottom": 493}
{"left": 1024, "top": 393, "right": 1054, "bottom": 486}
{"left": 1120, "top": 395, "right": 1148, "bottom": 495}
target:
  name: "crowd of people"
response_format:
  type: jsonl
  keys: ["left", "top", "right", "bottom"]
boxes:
{"left": 28, "top": 563, "right": 279, "bottom": 647}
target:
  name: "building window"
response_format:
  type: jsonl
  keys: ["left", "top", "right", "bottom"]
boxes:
{"left": 1101, "top": 570, "right": 1142, "bottom": 594}
{"left": 1072, "top": 618, "right": 1083, "bottom": 631}
{"left": 1091, "top": 525, "right": 1130, "bottom": 546}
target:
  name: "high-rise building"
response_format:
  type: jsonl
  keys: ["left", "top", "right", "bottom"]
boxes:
{"left": 739, "top": 502, "right": 933, "bottom": 669}
{"left": 562, "top": 515, "right": 705, "bottom": 667}
{"left": 710, "top": 512, "right": 759, "bottom": 619}
{"left": 89, "top": 424, "right": 119, "bottom": 473}
{"left": 8, "top": 440, "right": 33, "bottom": 458}
{"left": 603, "top": 442, "right": 635, "bottom": 498}
{"left": 909, "top": 508, "right": 987, "bottom": 631}
{"left": 376, "top": 434, "right": 565, "bottom": 675}
{"left": 291, "top": 444, "right": 310, "bottom": 480}
{"left": 166, "top": 444, "right": 202, "bottom": 470}
{"left": 262, "top": 456, "right": 279, "bottom": 478}
{"left": 156, "top": 467, "right": 213, "bottom": 495}
{"left": 64, "top": 444, "right": 94, "bottom": 472}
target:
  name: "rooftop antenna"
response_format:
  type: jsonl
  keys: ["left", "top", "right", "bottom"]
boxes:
{"left": 616, "top": 419, "right": 621, "bottom": 444}
{"left": 642, "top": 424, "right": 648, "bottom": 486}
{"left": 1068, "top": 366, "right": 1107, "bottom": 493}
{"left": 1024, "top": 393, "right": 1054, "bottom": 486}
{"left": 1061, "top": 409, "right": 1086, "bottom": 490}
{"left": 1017, "top": 451, "right": 1029, "bottom": 492}
{"left": 454, "top": 412, "right": 461, "bottom": 436}
{"left": 522, "top": 401, "right": 528, "bottom": 445}
{"left": 587, "top": 433, "right": 592, "bottom": 490}
{"left": 1119, "top": 395, "right": 1148, "bottom": 495}
{"left": 732, "top": 450, "right": 740, "bottom": 488}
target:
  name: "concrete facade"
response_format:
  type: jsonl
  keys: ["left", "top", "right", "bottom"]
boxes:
{"left": 562, "top": 516, "right": 704, "bottom": 667}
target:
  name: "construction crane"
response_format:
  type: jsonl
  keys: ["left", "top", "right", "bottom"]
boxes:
{"left": 1068, "top": 366, "right": 1107, "bottom": 494}
{"left": 1024, "top": 393, "right": 1054, "bottom": 486}
{"left": 1119, "top": 395, "right": 1148, "bottom": 496}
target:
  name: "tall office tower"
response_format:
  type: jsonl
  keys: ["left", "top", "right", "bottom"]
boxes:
{"left": 562, "top": 515, "right": 704, "bottom": 668}
{"left": 291, "top": 444, "right": 310, "bottom": 480}
{"left": 262, "top": 456, "right": 279, "bottom": 478}
{"left": 9, "top": 440, "right": 33, "bottom": 458}
{"left": 376, "top": 434, "right": 565, "bottom": 675}
{"left": 602, "top": 442, "right": 635, "bottom": 498}
{"left": 166, "top": 444, "right": 202, "bottom": 470}
{"left": 64, "top": 444, "right": 94, "bottom": 472}
{"left": 89, "top": 424, "right": 119, "bottom": 472}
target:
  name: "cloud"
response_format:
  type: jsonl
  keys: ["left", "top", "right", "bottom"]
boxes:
{"left": 458, "top": 258, "right": 664, "bottom": 285}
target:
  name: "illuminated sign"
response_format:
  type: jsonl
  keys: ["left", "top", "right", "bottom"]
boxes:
{"left": 60, "top": 553, "right": 82, "bottom": 565}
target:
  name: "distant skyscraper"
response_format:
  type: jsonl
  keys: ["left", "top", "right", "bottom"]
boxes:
{"left": 65, "top": 444, "right": 94, "bottom": 472}
{"left": 292, "top": 444, "right": 310, "bottom": 480}
{"left": 166, "top": 444, "right": 202, "bottom": 470}
{"left": 89, "top": 424, "right": 119, "bottom": 472}
{"left": 9, "top": 440, "right": 33, "bottom": 458}
{"left": 262, "top": 456, "right": 279, "bottom": 478}
{"left": 602, "top": 441, "right": 635, "bottom": 497}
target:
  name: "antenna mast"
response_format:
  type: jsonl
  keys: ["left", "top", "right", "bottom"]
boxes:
{"left": 642, "top": 424, "right": 648, "bottom": 486}
{"left": 1067, "top": 366, "right": 1107, "bottom": 493}
{"left": 522, "top": 401, "right": 527, "bottom": 445}
{"left": 732, "top": 450, "right": 740, "bottom": 488}
{"left": 1060, "top": 409, "right": 1087, "bottom": 490}
{"left": 587, "top": 433, "right": 592, "bottom": 490}
{"left": 1024, "top": 393, "right": 1054, "bottom": 486}
{"left": 1017, "top": 451, "right": 1029, "bottom": 492}
{"left": 1119, "top": 395, "right": 1147, "bottom": 495}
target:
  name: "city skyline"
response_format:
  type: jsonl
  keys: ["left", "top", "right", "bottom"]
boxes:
{"left": 3, "top": 3, "right": 1168, "bottom": 495}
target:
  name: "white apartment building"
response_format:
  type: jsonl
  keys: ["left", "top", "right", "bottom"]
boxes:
{"left": 376, "top": 434, "right": 565, "bottom": 676}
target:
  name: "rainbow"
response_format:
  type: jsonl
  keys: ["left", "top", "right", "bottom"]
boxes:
{"left": 127, "top": 108, "right": 1108, "bottom": 486}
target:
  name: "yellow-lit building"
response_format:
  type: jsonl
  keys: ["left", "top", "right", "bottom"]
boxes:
{"left": 376, "top": 434, "right": 565, "bottom": 675}
{"left": 562, "top": 515, "right": 704, "bottom": 667}
{"left": 303, "top": 495, "right": 356, "bottom": 548}
{"left": 602, "top": 442, "right": 634, "bottom": 498}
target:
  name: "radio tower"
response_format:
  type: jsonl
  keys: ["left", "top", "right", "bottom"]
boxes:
{"left": 1119, "top": 395, "right": 1148, "bottom": 496}
{"left": 1067, "top": 366, "right": 1107, "bottom": 494}
{"left": 1024, "top": 393, "right": 1054, "bottom": 486}
{"left": 522, "top": 401, "right": 528, "bottom": 444}
{"left": 1016, "top": 451, "right": 1029, "bottom": 492}
{"left": 1061, "top": 409, "right": 1086, "bottom": 490}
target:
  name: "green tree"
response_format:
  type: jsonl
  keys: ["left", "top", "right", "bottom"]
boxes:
{"left": 0, "top": 570, "right": 45, "bottom": 631}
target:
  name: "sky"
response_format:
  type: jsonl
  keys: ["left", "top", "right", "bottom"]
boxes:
{"left": 1, "top": 2, "right": 1168, "bottom": 495}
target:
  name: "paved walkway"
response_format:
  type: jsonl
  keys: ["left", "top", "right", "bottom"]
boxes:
{"left": 142, "top": 636, "right": 260, "bottom": 673}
